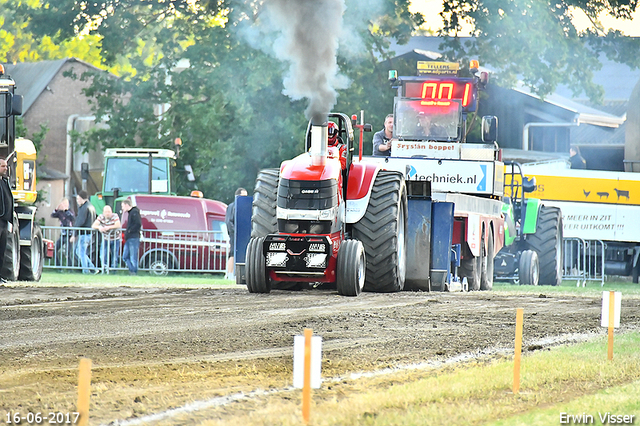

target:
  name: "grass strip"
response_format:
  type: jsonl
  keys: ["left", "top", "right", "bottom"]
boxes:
{"left": 202, "top": 332, "right": 640, "bottom": 426}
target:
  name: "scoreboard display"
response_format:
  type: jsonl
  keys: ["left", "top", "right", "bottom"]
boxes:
{"left": 403, "top": 79, "right": 477, "bottom": 112}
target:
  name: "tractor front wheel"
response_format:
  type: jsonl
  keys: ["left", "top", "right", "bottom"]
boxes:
{"left": 519, "top": 249, "right": 539, "bottom": 286}
{"left": 246, "top": 237, "right": 270, "bottom": 293}
{"left": 336, "top": 240, "right": 365, "bottom": 297}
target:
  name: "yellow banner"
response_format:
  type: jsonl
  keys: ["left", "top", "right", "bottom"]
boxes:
{"left": 505, "top": 172, "right": 640, "bottom": 206}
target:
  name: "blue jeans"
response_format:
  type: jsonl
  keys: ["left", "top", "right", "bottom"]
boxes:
{"left": 123, "top": 237, "right": 140, "bottom": 274}
{"left": 76, "top": 234, "right": 95, "bottom": 274}
{"left": 101, "top": 238, "right": 121, "bottom": 272}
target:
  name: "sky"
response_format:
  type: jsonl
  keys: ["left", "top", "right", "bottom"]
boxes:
{"left": 409, "top": 0, "right": 640, "bottom": 37}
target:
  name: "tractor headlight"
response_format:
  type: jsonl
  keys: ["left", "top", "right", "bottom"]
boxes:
{"left": 266, "top": 252, "right": 289, "bottom": 267}
{"left": 305, "top": 253, "right": 327, "bottom": 268}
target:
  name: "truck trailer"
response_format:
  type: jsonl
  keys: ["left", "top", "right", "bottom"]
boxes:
{"left": 518, "top": 161, "right": 640, "bottom": 281}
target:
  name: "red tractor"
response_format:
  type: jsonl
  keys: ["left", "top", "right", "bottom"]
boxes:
{"left": 245, "top": 113, "right": 407, "bottom": 296}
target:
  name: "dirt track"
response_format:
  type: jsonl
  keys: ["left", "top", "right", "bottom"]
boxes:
{"left": 1, "top": 284, "right": 639, "bottom": 425}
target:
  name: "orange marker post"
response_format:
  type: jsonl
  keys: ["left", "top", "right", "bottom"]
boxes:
{"left": 302, "top": 328, "right": 313, "bottom": 424}
{"left": 513, "top": 308, "right": 524, "bottom": 394}
{"left": 77, "top": 358, "right": 92, "bottom": 426}
{"left": 608, "top": 290, "right": 615, "bottom": 360}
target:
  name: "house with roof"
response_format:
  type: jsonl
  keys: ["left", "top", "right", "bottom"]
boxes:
{"left": 388, "top": 36, "right": 640, "bottom": 171}
{"left": 4, "top": 58, "right": 105, "bottom": 225}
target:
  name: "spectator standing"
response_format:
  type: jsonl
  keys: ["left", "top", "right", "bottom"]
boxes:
{"left": 569, "top": 145, "right": 587, "bottom": 169}
{"left": 121, "top": 199, "right": 141, "bottom": 275}
{"left": 0, "top": 158, "right": 13, "bottom": 283}
{"left": 92, "top": 205, "right": 121, "bottom": 273}
{"left": 71, "top": 190, "right": 97, "bottom": 274}
{"left": 51, "top": 197, "right": 75, "bottom": 266}
{"left": 372, "top": 114, "right": 395, "bottom": 157}
{"left": 225, "top": 187, "right": 248, "bottom": 280}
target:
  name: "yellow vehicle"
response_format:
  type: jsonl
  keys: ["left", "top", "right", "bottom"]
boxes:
{"left": 0, "top": 64, "right": 45, "bottom": 281}
{"left": 519, "top": 161, "right": 640, "bottom": 281}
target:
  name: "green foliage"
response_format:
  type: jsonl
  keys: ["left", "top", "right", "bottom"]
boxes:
{"left": 440, "top": 0, "right": 640, "bottom": 103}
{"left": 46, "top": 0, "right": 422, "bottom": 202}
{"left": 3, "top": 0, "right": 639, "bottom": 201}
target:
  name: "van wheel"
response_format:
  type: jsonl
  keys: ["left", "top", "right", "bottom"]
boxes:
{"left": 146, "top": 254, "right": 172, "bottom": 276}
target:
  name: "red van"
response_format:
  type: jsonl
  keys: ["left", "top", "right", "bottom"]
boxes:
{"left": 122, "top": 194, "right": 229, "bottom": 275}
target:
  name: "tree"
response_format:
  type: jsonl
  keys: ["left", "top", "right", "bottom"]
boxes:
{"left": 439, "top": 0, "right": 640, "bottom": 103}
{"left": 37, "top": 0, "right": 422, "bottom": 201}
{"left": 5, "top": 0, "right": 639, "bottom": 199}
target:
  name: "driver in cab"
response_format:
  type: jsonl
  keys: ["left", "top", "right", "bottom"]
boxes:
{"left": 416, "top": 112, "right": 447, "bottom": 139}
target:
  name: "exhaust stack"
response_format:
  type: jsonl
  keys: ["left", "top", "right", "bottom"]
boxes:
{"left": 310, "top": 122, "right": 328, "bottom": 166}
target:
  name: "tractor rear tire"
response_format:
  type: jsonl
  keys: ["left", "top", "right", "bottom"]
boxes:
{"left": 519, "top": 250, "right": 539, "bottom": 286}
{"left": 1, "top": 219, "right": 20, "bottom": 281}
{"left": 525, "top": 205, "right": 563, "bottom": 286}
{"left": 352, "top": 171, "right": 407, "bottom": 293}
{"left": 251, "top": 169, "right": 279, "bottom": 238}
{"left": 246, "top": 237, "right": 270, "bottom": 293}
{"left": 480, "top": 228, "right": 494, "bottom": 291}
{"left": 336, "top": 240, "right": 366, "bottom": 297}
{"left": 18, "top": 223, "right": 43, "bottom": 281}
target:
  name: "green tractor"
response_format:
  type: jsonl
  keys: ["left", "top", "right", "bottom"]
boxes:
{"left": 89, "top": 148, "right": 181, "bottom": 214}
{"left": 494, "top": 161, "right": 563, "bottom": 285}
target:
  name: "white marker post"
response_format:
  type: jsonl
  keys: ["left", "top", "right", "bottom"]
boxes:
{"left": 601, "top": 291, "right": 621, "bottom": 360}
{"left": 293, "top": 329, "right": 322, "bottom": 424}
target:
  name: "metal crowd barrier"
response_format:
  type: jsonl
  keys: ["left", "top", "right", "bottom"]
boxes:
{"left": 42, "top": 226, "right": 229, "bottom": 275}
{"left": 563, "top": 237, "right": 606, "bottom": 287}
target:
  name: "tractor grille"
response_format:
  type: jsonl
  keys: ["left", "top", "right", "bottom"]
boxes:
{"left": 278, "top": 178, "right": 338, "bottom": 210}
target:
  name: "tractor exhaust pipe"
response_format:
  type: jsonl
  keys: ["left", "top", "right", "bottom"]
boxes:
{"left": 310, "top": 122, "right": 328, "bottom": 166}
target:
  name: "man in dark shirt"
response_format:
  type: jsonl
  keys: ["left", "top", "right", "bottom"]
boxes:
{"left": 71, "top": 190, "right": 97, "bottom": 274}
{"left": 570, "top": 146, "right": 587, "bottom": 169}
{"left": 121, "top": 198, "right": 141, "bottom": 275}
{"left": 0, "top": 158, "right": 14, "bottom": 282}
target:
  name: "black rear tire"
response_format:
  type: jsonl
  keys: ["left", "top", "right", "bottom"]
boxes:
{"left": 18, "top": 223, "right": 43, "bottom": 281}
{"left": 525, "top": 206, "right": 563, "bottom": 286}
{"left": 1, "top": 219, "right": 20, "bottom": 281}
{"left": 251, "top": 169, "right": 279, "bottom": 238}
{"left": 519, "top": 249, "right": 539, "bottom": 286}
{"left": 246, "top": 237, "right": 270, "bottom": 293}
{"left": 336, "top": 240, "right": 365, "bottom": 297}
{"left": 352, "top": 171, "right": 407, "bottom": 293}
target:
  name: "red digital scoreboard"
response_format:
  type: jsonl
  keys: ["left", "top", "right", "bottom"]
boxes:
{"left": 404, "top": 79, "right": 477, "bottom": 112}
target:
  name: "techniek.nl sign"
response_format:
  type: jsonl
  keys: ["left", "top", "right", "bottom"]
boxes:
{"left": 384, "top": 158, "right": 493, "bottom": 194}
